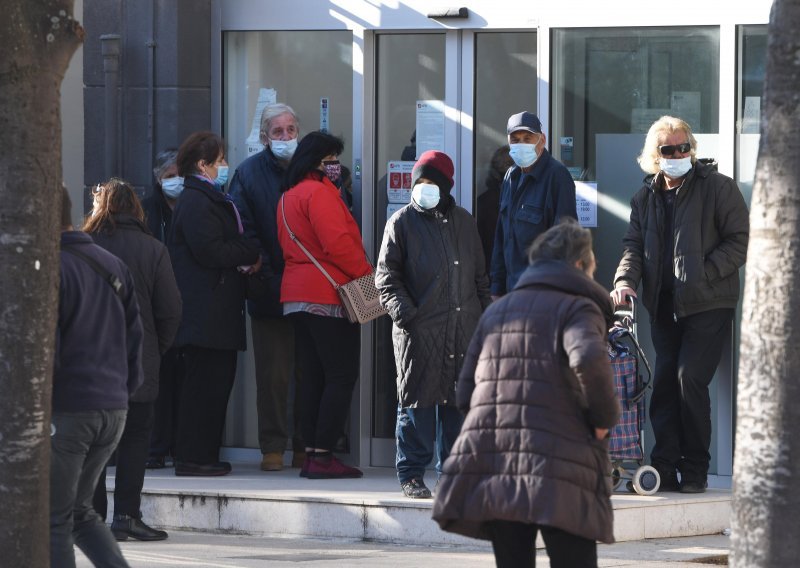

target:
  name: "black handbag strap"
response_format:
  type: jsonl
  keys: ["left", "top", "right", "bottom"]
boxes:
{"left": 62, "top": 244, "right": 124, "bottom": 297}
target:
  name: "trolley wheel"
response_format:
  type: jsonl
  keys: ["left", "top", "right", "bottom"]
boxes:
{"left": 611, "top": 467, "right": 625, "bottom": 491}
{"left": 632, "top": 465, "right": 660, "bottom": 496}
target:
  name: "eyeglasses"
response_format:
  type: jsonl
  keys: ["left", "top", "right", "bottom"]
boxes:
{"left": 658, "top": 142, "right": 691, "bottom": 156}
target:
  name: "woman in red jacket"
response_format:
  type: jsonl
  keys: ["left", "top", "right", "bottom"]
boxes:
{"left": 277, "top": 131, "right": 371, "bottom": 479}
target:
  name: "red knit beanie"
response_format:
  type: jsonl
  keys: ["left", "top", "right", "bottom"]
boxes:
{"left": 411, "top": 150, "right": 454, "bottom": 193}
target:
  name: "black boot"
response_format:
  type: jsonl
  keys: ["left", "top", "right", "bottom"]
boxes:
{"left": 111, "top": 514, "right": 168, "bottom": 541}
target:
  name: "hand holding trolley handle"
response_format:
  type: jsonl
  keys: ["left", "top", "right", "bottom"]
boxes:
{"left": 610, "top": 285, "right": 637, "bottom": 307}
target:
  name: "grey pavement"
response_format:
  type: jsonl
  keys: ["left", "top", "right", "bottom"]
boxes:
{"left": 76, "top": 530, "right": 730, "bottom": 567}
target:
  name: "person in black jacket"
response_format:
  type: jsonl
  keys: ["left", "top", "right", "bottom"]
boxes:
{"left": 376, "top": 151, "right": 492, "bottom": 499}
{"left": 169, "top": 131, "right": 261, "bottom": 476}
{"left": 142, "top": 148, "right": 184, "bottom": 469}
{"left": 612, "top": 116, "right": 749, "bottom": 494}
{"left": 228, "top": 103, "right": 305, "bottom": 472}
{"left": 85, "top": 178, "right": 182, "bottom": 541}
{"left": 53, "top": 186, "right": 143, "bottom": 567}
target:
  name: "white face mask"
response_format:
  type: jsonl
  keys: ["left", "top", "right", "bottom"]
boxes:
{"left": 270, "top": 138, "right": 298, "bottom": 160}
{"left": 412, "top": 183, "right": 440, "bottom": 209}
{"left": 660, "top": 157, "right": 692, "bottom": 178}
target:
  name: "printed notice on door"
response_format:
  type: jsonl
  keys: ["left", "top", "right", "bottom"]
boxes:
{"left": 387, "top": 161, "right": 415, "bottom": 204}
{"left": 575, "top": 182, "right": 598, "bottom": 228}
{"left": 415, "top": 100, "right": 445, "bottom": 158}
{"left": 246, "top": 88, "right": 277, "bottom": 156}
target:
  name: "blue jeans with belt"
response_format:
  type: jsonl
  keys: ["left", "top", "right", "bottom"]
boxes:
{"left": 50, "top": 409, "right": 128, "bottom": 568}
{"left": 395, "top": 404, "right": 463, "bottom": 484}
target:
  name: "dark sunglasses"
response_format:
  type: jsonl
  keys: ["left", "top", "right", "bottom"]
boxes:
{"left": 658, "top": 142, "right": 691, "bottom": 156}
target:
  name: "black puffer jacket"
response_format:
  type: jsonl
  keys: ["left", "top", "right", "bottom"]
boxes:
{"left": 376, "top": 195, "right": 491, "bottom": 408}
{"left": 614, "top": 160, "right": 749, "bottom": 319}
{"left": 169, "top": 175, "right": 260, "bottom": 351}
{"left": 90, "top": 215, "right": 182, "bottom": 402}
{"left": 432, "top": 260, "right": 620, "bottom": 544}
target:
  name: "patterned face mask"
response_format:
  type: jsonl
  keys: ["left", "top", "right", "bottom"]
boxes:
{"left": 323, "top": 160, "right": 342, "bottom": 183}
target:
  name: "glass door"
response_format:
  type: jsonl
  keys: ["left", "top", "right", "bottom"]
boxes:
{"left": 368, "top": 30, "right": 537, "bottom": 466}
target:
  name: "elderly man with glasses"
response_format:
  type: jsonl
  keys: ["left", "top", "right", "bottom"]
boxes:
{"left": 611, "top": 115, "right": 750, "bottom": 494}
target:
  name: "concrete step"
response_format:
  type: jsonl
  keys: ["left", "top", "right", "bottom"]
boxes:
{"left": 107, "top": 462, "right": 730, "bottom": 547}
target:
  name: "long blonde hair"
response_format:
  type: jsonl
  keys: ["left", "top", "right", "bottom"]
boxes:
{"left": 82, "top": 177, "right": 145, "bottom": 234}
{"left": 637, "top": 115, "right": 697, "bottom": 175}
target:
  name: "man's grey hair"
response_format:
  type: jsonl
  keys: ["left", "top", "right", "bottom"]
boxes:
{"left": 153, "top": 148, "right": 179, "bottom": 181}
{"left": 259, "top": 103, "right": 299, "bottom": 134}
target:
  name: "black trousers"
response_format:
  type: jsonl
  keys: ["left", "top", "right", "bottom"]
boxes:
{"left": 289, "top": 312, "right": 360, "bottom": 451}
{"left": 149, "top": 346, "right": 183, "bottom": 459}
{"left": 175, "top": 345, "right": 237, "bottom": 464}
{"left": 650, "top": 294, "right": 733, "bottom": 482}
{"left": 486, "top": 520, "right": 597, "bottom": 568}
{"left": 93, "top": 401, "right": 154, "bottom": 520}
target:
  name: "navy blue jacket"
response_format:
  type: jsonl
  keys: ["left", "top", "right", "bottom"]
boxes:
{"left": 228, "top": 148, "right": 287, "bottom": 318}
{"left": 142, "top": 184, "right": 173, "bottom": 245}
{"left": 169, "top": 175, "right": 260, "bottom": 351}
{"left": 55, "top": 231, "right": 144, "bottom": 412}
{"left": 490, "top": 149, "right": 577, "bottom": 295}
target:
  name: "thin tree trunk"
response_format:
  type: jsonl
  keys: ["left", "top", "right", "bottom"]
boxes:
{"left": 732, "top": 0, "right": 800, "bottom": 566}
{"left": 0, "top": 1, "right": 82, "bottom": 566}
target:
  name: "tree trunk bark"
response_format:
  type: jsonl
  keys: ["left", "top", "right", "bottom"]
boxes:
{"left": 0, "top": 1, "right": 82, "bottom": 565}
{"left": 732, "top": 0, "right": 800, "bottom": 566}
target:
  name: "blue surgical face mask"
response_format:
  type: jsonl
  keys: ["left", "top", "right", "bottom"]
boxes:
{"left": 412, "top": 183, "right": 441, "bottom": 209}
{"left": 270, "top": 138, "right": 298, "bottom": 161}
{"left": 215, "top": 166, "right": 229, "bottom": 186}
{"left": 161, "top": 176, "right": 184, "bottom": 199}
{"left": 509, "top": 143, "right": 539, "bottom": 168}
{"left": 660, "top": 157, "right": 692, "bottom": 178}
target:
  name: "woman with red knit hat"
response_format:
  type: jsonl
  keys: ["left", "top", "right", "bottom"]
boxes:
{"left": 376, "top": 150, "right": 492, "bottom": 499}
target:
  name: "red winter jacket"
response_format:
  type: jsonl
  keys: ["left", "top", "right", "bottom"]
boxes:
{"left": 277, "top": 173, "right": 371, "bottom": 306}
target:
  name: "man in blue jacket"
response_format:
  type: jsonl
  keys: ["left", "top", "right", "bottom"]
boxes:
{"left": 51, "top": 187, "right": 144, "bottom": 568}
{"left": 490, "top": 111, "right": 577, "bottom": 298}
{"left": 229, "top": 103, "right": 305, "bottom": 472}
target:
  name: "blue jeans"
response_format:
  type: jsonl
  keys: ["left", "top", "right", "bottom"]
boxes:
{"left": 395, "top": 404, "right": 463, "bottom": 483}
{"left": 50, "top": 409, "right": 129, "bottom": 568}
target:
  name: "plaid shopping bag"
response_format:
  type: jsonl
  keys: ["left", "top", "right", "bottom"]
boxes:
{"left": 608, "top": 340, "right": 644, "bottom": 461}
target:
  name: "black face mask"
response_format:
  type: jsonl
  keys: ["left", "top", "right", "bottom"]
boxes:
{"left": 323, "top": 160, "right": 341, "bottom": 183}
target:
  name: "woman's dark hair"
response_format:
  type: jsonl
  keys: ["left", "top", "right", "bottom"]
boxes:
{"left": 82, "top": 177, "right": 145, "bottom": 235}
{"left": 176, "top": 131, "right": 225, "bottom": 177}
{"left": 527, "top": 217, "right": 594, "bottom": 270}
{"left": 282, "top": 131, "right": 345, "bottom": 192}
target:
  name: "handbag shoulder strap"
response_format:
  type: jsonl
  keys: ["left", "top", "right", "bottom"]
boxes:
{"left": 280, "top": 195, "right": 340, "bottom": 288}
{"left": 62, "top": 243, "right": 124, "bottom": 297}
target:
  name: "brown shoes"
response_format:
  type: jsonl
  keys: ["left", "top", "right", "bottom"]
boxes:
{"left": 260, "top": 452, "right": 284, "bottom": 471}
{"left": 291, "top": 451, "right": 307, "bottom": 469}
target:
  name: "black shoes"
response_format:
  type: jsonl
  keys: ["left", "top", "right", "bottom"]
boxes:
{"left": 111, "top": 514, "right": 168, "bottom": 541}
{"left": 146, "top": 456, "right": 166, "bottom": 469}
{"left": 401, "top": 478, "right": 432, "bottom": 499}
{"left": 680, "top": 480, "right": 708, "bottom": 494}
{"left": 657, "top": 471, "right": 681, "bottom": 492}
{"left": 174, "top": 461, "right": 232, "bottom": 477}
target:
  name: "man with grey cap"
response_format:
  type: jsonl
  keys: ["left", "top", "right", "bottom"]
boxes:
{"left": 490, "top": 111, "right": 577, "bottom": 298}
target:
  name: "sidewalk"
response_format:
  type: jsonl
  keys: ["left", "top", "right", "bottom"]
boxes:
{"left": 77, "top": 530, "right": 731, "bottom": 567}
{"left": 107, "top": 461, "right": 731, "bottom": 547}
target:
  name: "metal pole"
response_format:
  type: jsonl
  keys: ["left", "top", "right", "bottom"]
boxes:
{"left": 101, "top": 34, "right": 121, "bottom": 179}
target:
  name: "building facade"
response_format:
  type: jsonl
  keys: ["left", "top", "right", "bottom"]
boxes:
{"left": 71, "top": 0, "right": 771, "bottom": 485}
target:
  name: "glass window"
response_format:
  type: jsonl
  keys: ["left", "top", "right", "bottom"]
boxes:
{"left": 223, "top": 31, "right": 353, "bottom": 176}
{"left": 736, "top": 24, "right": 766, "bottom": 203}
{"left": 373, "top": 33, "right": 446, "bottom": 440}
{"left": 473, "top": 32, "right": 536, "bottom": 265}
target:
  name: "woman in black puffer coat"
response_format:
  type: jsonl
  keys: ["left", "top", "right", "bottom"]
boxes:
{"left": 432, "top": 219, "right": 620, "bottom": 568}
{"left": 376, "top": 151, "right": 491, "bottom": 500}
{"left": 86, "top": 178, "right": 182, "bottom": 541}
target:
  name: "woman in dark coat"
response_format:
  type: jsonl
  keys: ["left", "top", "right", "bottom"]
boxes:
{"left": 169, "top": 131, "right": 261, "bottom": 476}
{"left": 432, "top": 219, "right": 620, "bottom": 568}
{"left": 376, "top": 150, "right": 491, "bottom": 499}
{"left": 86, "top": 178, "right": 182, "bottom": 540}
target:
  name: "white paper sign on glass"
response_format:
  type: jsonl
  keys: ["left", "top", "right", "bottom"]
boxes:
{"left": 246, "top": 88, "right": 278, "bottom": 156}
{"left": 415, "top": 100, "right": 445, "bottom": 159}
{"left": 387, "top": 161, "right": 415, "bottom": 204}
{"left": 575, "top": 181, "right": 598, "bottom": 228}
